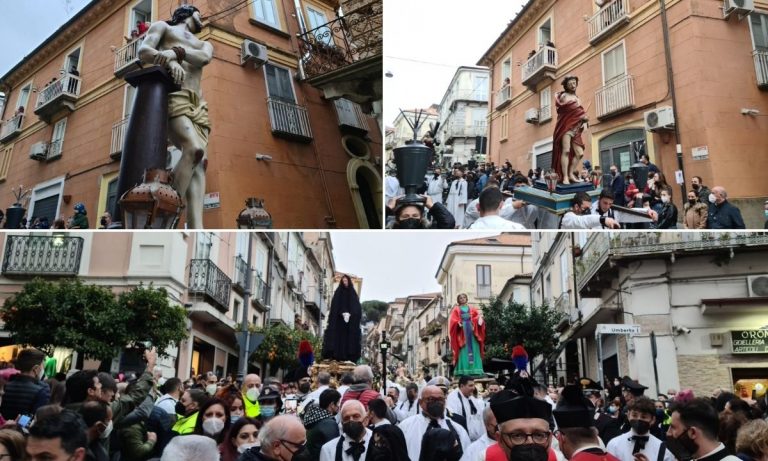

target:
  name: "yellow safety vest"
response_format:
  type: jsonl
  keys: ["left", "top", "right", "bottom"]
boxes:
{"left": 243, "top": 394, "right": 261, "bottom": 418}
{"left": 172, "top": 411, "right": 199, "bottom": 435}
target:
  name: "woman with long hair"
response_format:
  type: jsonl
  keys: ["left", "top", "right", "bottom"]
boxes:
{"left": 219, "top": 416, "right": 262, "bottom": 461}
{"left": 193, "top": 398, "right": 231, "bottom": 445}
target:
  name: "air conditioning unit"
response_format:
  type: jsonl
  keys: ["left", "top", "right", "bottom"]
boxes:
{"left": 723, "top": 0, "right": 754, "bottom": 18}
{"left": 241, "top": 39, "right": 269, "bottom": 68}
{"left": 524, "top": 108, "right": 539, "bottom": 124}
{"left": 747, "top": 275, "right": 768, "bottom": 297}
{"left": 29, "top": 142, "right": 48, "bottom": 161}
{"left": 644, "top": 106, "right": 675, "bottom": 132}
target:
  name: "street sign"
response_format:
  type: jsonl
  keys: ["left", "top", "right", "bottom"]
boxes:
{"left": 596, "top": 324, "right": 641, "bottom": 335}
{"left": 203, "top": 192, "right": 220, "bottom": 209}
{"left": 731, "top": 330, "right": 768, "bottom": 354}
{"left": 692, "top": 146, "right": 709, "bottom": 160}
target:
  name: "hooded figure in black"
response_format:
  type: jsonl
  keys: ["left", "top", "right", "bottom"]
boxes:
{"left": 368, "top": 424, "right": 410, "bottom": 461}
{"left": 321, "top": 274, "right": 362, "bottom": 362}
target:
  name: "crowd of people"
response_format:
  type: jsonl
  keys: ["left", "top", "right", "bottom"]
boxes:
{"left": 6, "top": 202, "right": 92, "bottom": 230}
{"left": 386, "top": 155, "right": 755, "bottom": 230}
{"left": 1, "top": 346, "right": 766, "bottom": 461}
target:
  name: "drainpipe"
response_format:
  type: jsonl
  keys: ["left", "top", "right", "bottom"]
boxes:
{"left": 659, "top": 0, "right": 686, "bottom": 202}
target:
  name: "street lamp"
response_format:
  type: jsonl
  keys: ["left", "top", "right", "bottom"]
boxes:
{"left": 119, "top": 169, "right": 182, "bottom": 229}
{"left": 380, "top": 331, "right": 390, "bottom": 394}
{"left": 236, "top": 198, "right": 273, "bottom": 229}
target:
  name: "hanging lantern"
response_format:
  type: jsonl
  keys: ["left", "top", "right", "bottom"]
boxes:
{"left": 236, "top": 198, "right": 273, "bottom": 229}
{"left": 119, "top": 169, "right": 183, "bottom": 229}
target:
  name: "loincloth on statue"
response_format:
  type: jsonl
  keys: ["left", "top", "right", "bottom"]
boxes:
{"left": 168, "top": 89, "right": 211, "bottom": 144}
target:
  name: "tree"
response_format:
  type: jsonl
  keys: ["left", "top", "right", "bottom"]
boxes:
{"left": 252, "top": 323, "right": 322, "bottom": 377}
{"left": 481, "top": 297, "right": 566, "bottom": 372}
{"left": 0, "top": 278, "right": 188, "bottom": 361}
{"left": 361, "top": 300, "right": 389, "bottom": 324}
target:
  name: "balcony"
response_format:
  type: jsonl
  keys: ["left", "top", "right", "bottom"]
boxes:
{"left": 596, "top": 75, "right": 635, "bottom": 119}
{"left": 267, "top": 98, "right": 313, "bottom": 143}
{"left": 34, "top": 73, "right": 81, "bottom": 122}
{"left": 114, "top": 37, "right": 144, "bottom": 78}
{"left": 252, "top": 275, "right": 271, "bottom": 311}
{"left": 446, "top": 89, "right": 489, "bottom": 111}
{"left": 540, "top": 104, "right": 552, "bottom": 122}
{"left": 188, "top": 259, "right": 231, "bottom": 313}
{"left": 232, "top": 256, "right": 248, "bottom": 294}
{"left": 495, "top": 85, "right": 512, "bottom": 110}
{"left": 110, "top": 117, "right": 129, "bottom": 160}
{"left": 754, "top": 49, "right": 768, "bottom": 89}
{"left": 297, "top": 0, "right": 382, "bottom": 81}
{"left": 47, "top": 140, "right": 63, "bottom": 160}
{"left": 445, "top": 122, "right": 487, "bottom": 142}
{"left": 588, "top": 0, "right": 630, "bottom": 45}
{"left": 521, "top": 46, "right": 557, "bottom": 90}
{"left": 0, "top": 114, "right": 23, "bottom": 143}
{"left": 2, "top": 235, "right": 84, "bottom": 276}
{"left": 554, "top": 292, "right": 571, "bottom": 332}
{"left": 334, "top": 99, "right": 369, "bottom": 132}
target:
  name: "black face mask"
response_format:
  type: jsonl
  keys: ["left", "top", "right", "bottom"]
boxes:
{"left": 175, "top": 401, "right": 188, "bottom": 416}
{"left": 343, "top": 421, "right": 366, "bottom": 440}
{"left": 396, "top": 218, "right": 422, "bottom": 229}
{"left": 692, "top": 184, "right": 700, "bottom": 190}
{"left": 666, "top": 431, "right": 698, "bottom": 461}
{"left": 688, "top": 199, "right": 697, "bottom": 205}
{"left": 291, "top": 443, "right": 310, "bottom": 461}
{"left": 298, "top": 382, "right": 311, "bottom": 394}
{"left": 508, "top": 444, "right": 549, "bottom": 461}
{"left": 434, "top": 173, "right": 440, "bottom": 179}
{"left": 100, "top": 217, "right": 108, "bottom": 226}
{"left": 630, "top": 419, "right": 651, "bottom": 435}
{"left": 426, "top": 401, "right": 445, "bottom": 419}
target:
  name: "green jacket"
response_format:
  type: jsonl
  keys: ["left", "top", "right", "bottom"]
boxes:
{"left": 71, "top": 213, "right": 89, "bottom": 229}
{"left": 119, "top": 422, "right": 157, "bottom": 461}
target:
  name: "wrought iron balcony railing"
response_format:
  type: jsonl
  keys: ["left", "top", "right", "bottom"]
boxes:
{"left": 267, "top": 98, "right": 313, "bottom": 142}
{"left": 445, "top": 89, "right": 489, "bottom": 110}
{"left": 588, "top": 0, "right": 630, "bottom": 45}
{"left": 114, "top": 37, "right": 144, "bottom": 78}
{"left": 596, "top": 75, "right": 635, "bottom": 119}
{"left": 233, "top": 256, "right": 248, "bottom": 292}
{"left": 2, "top": 235, "right": 84, "bottom": 276}
{"left": 754, "top": 49, "right": 768, "bottom": 89}
{"left": 540, "top": 104, "right": 552, "bottom": 122}
{"left": 110, "top": 117, "right": 129, "bottom": 160}
{"left": 34, "top": 73, "right": 81, "bottom": 119}
{"left": 521, "top": 46, "right": 557, "bottom": 88}
{"left": 188, "top": 259, "right": 231, "bottom": 313}
{"left": 47, "top": 139, "right": 63, "bottom": 160}
{"left": 297, "top": 0, "right": 382, "bottom": 80}
{"left": 495, "top": 85, "right": 512, "bottom": 109}
{"left": 445, "top": 122, "right": 487, "bottom": 139}
{"left": 0, "top": 114, "right": 23, "bottom": 143}
{"left": 253, "top": 275, "right": 271, "bottom": 308}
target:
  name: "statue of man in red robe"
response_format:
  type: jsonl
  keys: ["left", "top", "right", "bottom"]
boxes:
{"left": 552, "top": 75, "right": 589, "bottom": 184}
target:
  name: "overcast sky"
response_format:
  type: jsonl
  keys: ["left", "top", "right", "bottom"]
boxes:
{"left": 383, "top": 0, "right": 528, "bottom": 127}
{"left": 330, "top": 231, "right": 497, "bottom": 303}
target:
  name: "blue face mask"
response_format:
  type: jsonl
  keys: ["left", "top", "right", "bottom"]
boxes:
{"left": 231, "top": 415, "right": 241, "bottom": 424}
{"left": 260, "top": 406, "right": 276, "bottom": 418}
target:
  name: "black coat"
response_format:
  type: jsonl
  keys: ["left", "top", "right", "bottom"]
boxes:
{"left": 0, "top": 374, "right": 49, "bottom": 420}
{"left": 611, "top": 174, "right": 626, "bottom": 206}
{"left": 306, "top": 417, "right": 340, "bottom": 460}
{"left": 427, "top": 202, "right": 456, "bottom": 229}
{"left": 321, "top": 275, "right": 362, "bottom": 362}
{"left": 707, "top": 200, "right": 745, "bottom": 229}
{"left": 656, "top": 203, "right": 678, "bottom": 229}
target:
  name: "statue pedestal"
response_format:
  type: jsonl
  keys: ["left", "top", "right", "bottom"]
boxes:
{"left": 311, "top": 360, "right": 356, "bottom": 389}
{"left": 513, "top": 185, "right": 601, "bottom": 216}
{"left": 112, "top": 66, "right": 180, "bottom": 225}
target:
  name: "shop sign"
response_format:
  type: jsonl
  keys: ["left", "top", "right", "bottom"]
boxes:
{"left": 731, "top": 330, "right": 768, "bottom": 354}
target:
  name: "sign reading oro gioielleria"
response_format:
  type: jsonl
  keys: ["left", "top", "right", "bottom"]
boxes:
{"left": 732, "top": 330, "right": 768, "bottom": 354}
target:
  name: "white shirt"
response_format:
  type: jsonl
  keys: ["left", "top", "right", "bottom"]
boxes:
{"left": 606, "top": 430, "right": 675, "bottom": 461}
{"left": 298, "top": 385, "right": 329, "bottom": 412}
{"left": 395, "top": 398, "right": 418, "bottom": 422}
{"left": 560, "top": 211, "right": 603, "bottom": 229}
{"left": 155, "top": 394, "right": 177, "bottom": 415}
{"left": 446, "top": 389, "right": 486, "bottom": 441}
{"left": 461, "top": 434, "right": 495, "bottom": 461}
{"left": 469, "top": 215, "right": 526, "bottom": 230}
{"left": 385, "top": 176, "right": 400, "bottom": 201}
{"left": 319, "top": 428, "right": 373, "bottom": 461}
{"left": 427, "top": 176, "right": 448, "bottom": 203}
{"left": 397, "top": 413, "right": 471, "bottom": 461}
{"left": 373, "top": 419, "right": 391, "bottom": 427}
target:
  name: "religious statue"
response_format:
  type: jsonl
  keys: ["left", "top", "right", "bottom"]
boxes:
{"left": 448, "top": 293, "right": 486, "bottom": 376}
{"left": 139, "top": 4, "right": 214, "bottom": 229}
{"left": 321, "top": 274, "right": 362, "bottom": 363}
{"left": 552, "top": 75, "right": 589, "bottom": 185}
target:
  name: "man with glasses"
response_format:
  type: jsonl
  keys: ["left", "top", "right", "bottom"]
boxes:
{"left": 552, "top": 384, "right": 620, "bottom": 461}
{"left": 240, "top": 414, "right": 307, "bottom": 461}
{"left": 397, "top": 385, "right": 471, "bottom": 460}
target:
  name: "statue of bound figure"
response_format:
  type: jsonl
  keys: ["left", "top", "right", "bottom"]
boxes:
{"left": 552, "top": 75, "right": 589, "bottom": 185}
{"left": 139, "top": 4, "right": 213, "bottom": 229}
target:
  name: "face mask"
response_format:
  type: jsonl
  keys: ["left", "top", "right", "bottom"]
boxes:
{"left": 580, "top": 208, "right": 591, "bottom": 216}
{"left": 238, "top": 442, "right": 259, "bottom": 454}
{"left": 661, "top": 196, "right": 670, "bottom": 204}
{"left": 343, "top": 421, "right": 366, "bottom": 440}
{"left": 397, "top": 218, "right": 422, "bottom": 229}
{"left": 260, "top": 406, "right": 276, "bottom": 418}
{"left": 630, "top": 419, "right": 651, "bottom": 435}
{"left": 299, "top": 382, "right": 311, "bottom": 394}
{"left": 668, "top": 394, "right": 676, "bottom": 400}
{"left": 426, "top": 401, "right": 445, "bottom": 418}
{"left": 655, "top": 409, "right": 665, "bottom": 421}
{"left": 175, "top": 401, "right": 188, "bottom": 416}
{"left": 708, "top": 194, "right": 716, "bottom": 204}
{"left": 611, "top": 171, "right": 617, "bottom": 176}
{"left": 230, "top": 415, "right": 241, "bottom": 424}
{"left": 100, "top": 217, "right": 108, "bottom": 226}
{"left": 202, "top": 418, "right": 225, "bottom": 436}
{"left": 246, "top": 388, "right": 259, "bottom": 402}
{"left": 206, "top": 384, "right": 217, "bottom": 396}
{"left": 508, "top": 444, "right": 549, "bottom": 461}
{"left": 688, "top": 199, "right": 697, "bottom": 205}
{"left": 692, "top": 183, "right": 700, "bottom": 190}
{"left": 666, "top": 430, "right": 698, "bottom": 461}
{"left": 99, "top": 420, "right": 113, "bottom": 440}
{"left": 607, "top": 405, "right": 618, "bottom": 414}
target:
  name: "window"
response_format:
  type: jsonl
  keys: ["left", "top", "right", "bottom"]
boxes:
{"left": 500, "top": 111, "right": 509, "bottom": 140}
{"left": 196, "top": 233, "right": 213, "bottom": 259}
{"left": 17, "top": 83, "right": 32, "bottom": 112}
{"left": 473, "top": 74, "right": 489, "bottom": 100}
{"left": 130, "top": 0, "right": 152, "bottom": 35}
{"left": 236, "top": 233, "right": 249, "bottom": 258}
{"left": 472, "top": 107, "right": 486, "bottom": 127}
{"left": 598, "top": 129, "right": 646, "bottom": 173}
{"left": 124, "top": 84, "right": 137, "bottom": 118}
{"left": 265, "top": 64, "right": 296, "bottom": 103}
{"left": 602, "top": 42, "right": 626, "bottom": 84}
{"left": 750, "top": 13, "right": 768, "bottom": 51}
{"left": 538, "top": 18, "right": 552, "bottom": 47}
{"left": 253, "top": 0, "right": 281, "bottom": 29}
{"left": 49, "top": 118, "right": 67, "bottom": 159}
{"left": 64, "top": 47, "right": 82, "bottom": 75}
{"left": 0, "top": 146, "right": 13, "bottom": 181}
{"left": 29, "top": 177, "right": 65, "bottom": 224}
{"left": 233, "top": 300, "right": 241, "bottom": 322}
{"left": 306, "top": 5, "right": 331, "bottom": 44}
{"left": 560, "top": 251, "right": 569, "bottom": 296}
{"left": 501, "top": 59, "right": 511, "bottom": 84}
{"left": 476, "top": 265, "right": 491, "bottom": 298}
{"left": 540, "top": 87, "right": 551, "bottom": 121}
{"left": 533, "top": 139, "right": 553, "bottom": 171}
{"left": 106, "top": 178, "right": 118, "bottom": 217}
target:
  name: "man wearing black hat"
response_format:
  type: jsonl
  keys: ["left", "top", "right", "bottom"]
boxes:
{"left": 619, "top": 378, "right": 648, "bottom": 433}
{"left": 579, "top": 378, "right": 622, "bottom": 445}
{"left": 553, "top": 384, "right": 620, "bottom": 461}
{"left": 607, "top": 397, "right": 673, "bottom": 461}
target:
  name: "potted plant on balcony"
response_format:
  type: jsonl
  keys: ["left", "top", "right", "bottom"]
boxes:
{"left": 5, "top": 185, "right": 30, "bottom": 229}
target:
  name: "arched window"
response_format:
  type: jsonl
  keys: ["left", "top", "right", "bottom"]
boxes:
{"left": 347, "top": 160, "right": 382, "bottom": 229}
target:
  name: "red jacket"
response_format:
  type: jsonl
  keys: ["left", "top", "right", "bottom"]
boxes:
{"left": 340, "top": 387, "right": 380, "bottom": 409}
{"left": 484, "top": 443, "right": 559, "bottom": 461}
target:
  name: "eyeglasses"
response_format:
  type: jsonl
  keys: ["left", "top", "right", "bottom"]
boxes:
{"left": 280, "top": 439, "right": 307, "bottom": 452}
{"left": 499, "top": 430, "right": 551, "bottom": 445}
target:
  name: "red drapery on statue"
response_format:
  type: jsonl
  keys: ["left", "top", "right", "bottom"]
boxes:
{"left": 551, "top": 94, "right": 586, "bottom": 180}
{"left": 448, "top": 304, "right": 486, "bottom": 365}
